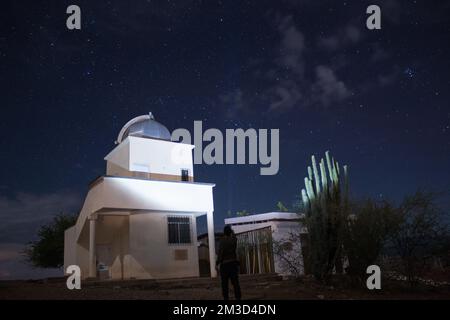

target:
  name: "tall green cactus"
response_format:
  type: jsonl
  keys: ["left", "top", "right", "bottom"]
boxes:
{"left": 301, "top": 151, "right": 349, "bottom": 282}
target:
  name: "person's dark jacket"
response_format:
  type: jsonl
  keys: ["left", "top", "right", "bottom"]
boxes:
{"left": 216, "top": 235, "right": 238, "bottom": 266}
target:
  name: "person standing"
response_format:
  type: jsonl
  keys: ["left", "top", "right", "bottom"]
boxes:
{"left": 216, "top": 225, "right": 242, "bottom": 300}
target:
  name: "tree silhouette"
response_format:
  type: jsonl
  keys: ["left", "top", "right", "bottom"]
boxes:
{"left": 24, "top": 213, "right": 77, "bottom": 268}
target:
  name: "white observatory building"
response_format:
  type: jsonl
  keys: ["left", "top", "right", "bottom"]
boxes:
{"left": 64, "top": 113, "right": 217, "bottom": 280}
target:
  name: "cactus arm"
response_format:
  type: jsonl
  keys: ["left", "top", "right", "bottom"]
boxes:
{"left": 305, "top": 177, "right": 315, "bottom": 201}
{"left": 308, "top": 166, "right": 313, "bottom": 181}
{"left": 325, "top": 151, "right": 334, "bottom": 186}
{"left": 312, "top": 155, "right": 321, "bottom": 195}
{"left": 301, "top": 189, "right": 309, "bottom": 207}
{"left": 320, "top": 159, "right": 328, "bottom": 191}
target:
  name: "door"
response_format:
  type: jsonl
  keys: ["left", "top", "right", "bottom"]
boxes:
{"left": 96, "top": 244, "right": 113, "bottom": 279}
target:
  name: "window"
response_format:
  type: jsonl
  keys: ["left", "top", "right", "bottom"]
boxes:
{"left": 168, "top": 216, "right": 191, "bottom": 244}
{"left": 181, "top": 169, "right": 189, "bottom": 181}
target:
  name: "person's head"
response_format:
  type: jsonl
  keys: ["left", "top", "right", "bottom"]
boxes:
{"left": 223, "top": 225, "right": 233, "bottom": 236}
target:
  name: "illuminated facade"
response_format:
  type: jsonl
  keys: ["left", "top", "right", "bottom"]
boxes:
{"left": 225, "top": 212, "right": 307, "bottom": 275}
{"left": 64, "top": 113, "right": 217, "bottom": 280}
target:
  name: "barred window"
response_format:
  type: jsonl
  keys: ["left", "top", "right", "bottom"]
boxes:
{"left": 168, "top": 216, "right": 191, "bottom": 244}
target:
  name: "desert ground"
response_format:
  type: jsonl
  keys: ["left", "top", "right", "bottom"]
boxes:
{"left": 1, "top": 273, "right": 449, "bottom": 300}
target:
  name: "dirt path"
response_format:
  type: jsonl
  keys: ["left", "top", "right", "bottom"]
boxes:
{"left": 1, "top": 274, "right": 449, "bottom": 300}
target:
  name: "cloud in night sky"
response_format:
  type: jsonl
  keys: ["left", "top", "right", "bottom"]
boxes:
{"left": 222, "top": 14, "right": 355, "bottom": 115}
{"left": 317, "top": 24, "right": 362, "bottom": 51}
{"left": 0, "top": 191, "right": 80, "bottom": 243}
{"left": 312, "top": 65, "right": 350, "bottom": 107}
{"left": 269, "top": 79, "right": 303, "bottom": 112}
{"left": 0, "top": 191, "right": 80, "bottom": 280}
{"left": 0, "top": 192, "right": 81, "bottom": 242}
{"left": 216, "top": 6, "right": 419, "bottom": 118}
{"left": 267, "top": 15, "right": 305, "bottom": 112}
{"left": 276, "top": 15, "right": 305, "bottom": 75}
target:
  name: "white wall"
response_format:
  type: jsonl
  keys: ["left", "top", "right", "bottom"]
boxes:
{"left": 104, "top": 139, "right": 130, "bottom": 172}
{"left": 128, "top": 212, "right": 199, "bottom": 279}
{"left": 230, "top": 217, "right": 305, "bottom": 275}
{"left": 105, "top": 136, "right": 194, "bottom": 177}
{"left": 100, "top": 177, "right": 215, "bottom": 214}
{"left": 63, "top": 226, "right": 76, "bottom": 272}
{"left": 270, "top": 221, "right": 305, "bottom": 275}
{"left": 75, "top": 224, "right": 90, "bottom": 279}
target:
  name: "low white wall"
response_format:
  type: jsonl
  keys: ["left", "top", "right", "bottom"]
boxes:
{"left": 63, "top": 226, "right": 76, "bottom": 273}
{"left": 231, "top": 220, "right": 305, "bottom": 275}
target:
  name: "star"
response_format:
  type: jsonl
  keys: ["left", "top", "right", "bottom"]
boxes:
{"left": 404, "top": 67, "right": 415, "bottom": 78}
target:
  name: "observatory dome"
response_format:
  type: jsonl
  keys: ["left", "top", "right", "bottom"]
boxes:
{"left": 116, "top": 112, "right": 171, "bottom": 144}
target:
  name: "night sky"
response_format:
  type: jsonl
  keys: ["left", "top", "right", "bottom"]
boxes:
{"left": 1, "top": 0, "right": 450, "bottom": 279}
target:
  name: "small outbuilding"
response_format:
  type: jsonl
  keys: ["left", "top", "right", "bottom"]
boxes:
{"left": 225, "top": 212, "right": 307, "bottom": 275}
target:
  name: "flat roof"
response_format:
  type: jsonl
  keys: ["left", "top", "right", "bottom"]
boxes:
{"left": 89, "top": 175, "right": 215, "bottom": 189}
{"left": 225, "top": 211, "right": 303, "bottom": 225}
